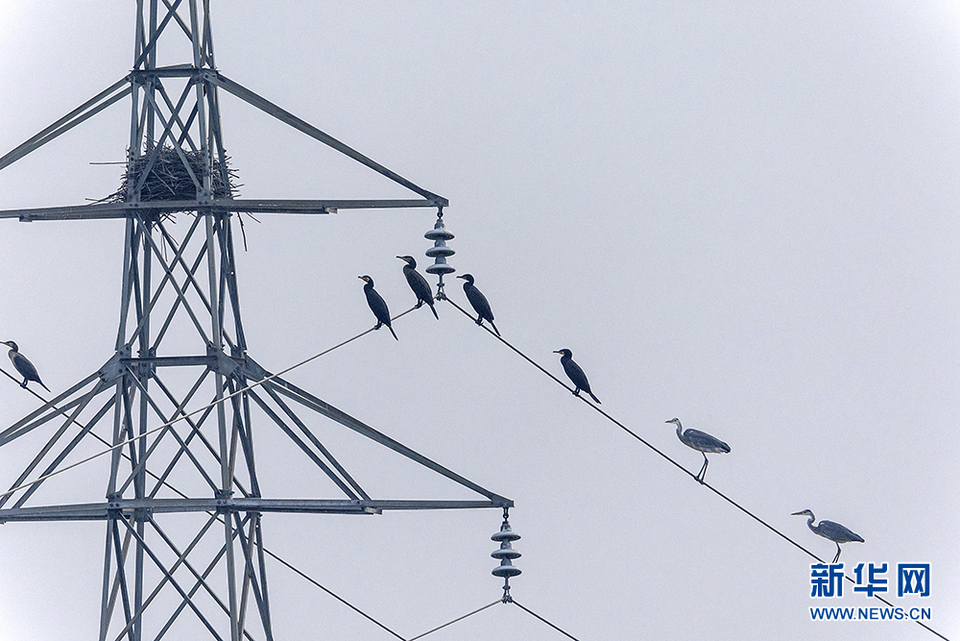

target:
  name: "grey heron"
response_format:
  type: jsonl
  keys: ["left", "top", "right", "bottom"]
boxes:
{"left": 457, "top": 273, "right": 500, "bottom": 336}
{"left": 359, "top": 275, "right": 398, "bottom": 340}
{"left": 554, "top": 349, "right": 601, "bottom": 403}
{"left": 397, "top": 255, "right": 438, "bottom": 319}
{"left": 666, "top": 417, "right": 730, "bottom": 483}
{"left": 3, "top": 341, "right": 50, "bottom": 392}
{"left": 792, "top": 509, "right": 864, "bottom": 563}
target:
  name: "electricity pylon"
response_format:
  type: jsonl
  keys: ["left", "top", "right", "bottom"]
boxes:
{"left": 0, "top": 3, "right": 511, "bottom": 640}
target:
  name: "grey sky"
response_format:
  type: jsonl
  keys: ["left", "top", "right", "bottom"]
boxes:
{"left": 1, "top": 2, "right": 958, "bottom": 639}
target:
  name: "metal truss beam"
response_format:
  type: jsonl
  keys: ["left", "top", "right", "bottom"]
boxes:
{"left": 0, "top": 1, "right": 504, "bottom": 640}
{"left": 0, "top": 198, "right": 442, "bottom": 222}
{"left": 0, "top": 498, "right": 509, "bottom": 523}
{"left": 208, "top": 73, "right": 448, "bottom": 208}
{"left": 0, "top": 79, "right": 131, "bottom": 172}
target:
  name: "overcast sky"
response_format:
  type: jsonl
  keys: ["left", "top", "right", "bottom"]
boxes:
{"left": 1, "top": 2, "right": 959, "bottom": 640}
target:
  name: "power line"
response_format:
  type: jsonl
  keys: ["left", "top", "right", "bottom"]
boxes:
{"left": 265, "top": 547, "right": 407, "bottom": 640}
{"left": 2, "top": 309, "right": 589, "bottom": 641}
{"left": 443, "top": 296, "right": 952, "bottom": 641}
{"left": 402, "top": 597, "right": 583, "bottom": 641}
{"left": 511, "top": 599, "right": 581, "bottom": 641}
{"left": 406, "top": 600, "right": 500, "bottom": 641}
{"left": 0, "top": 306, "right": 418, "bottom": 501}
{"left": 3, "top": 300, "right": 950, "bottom": 640}
{"left": 2, "top": 333, "right": 414, "bottom": 641}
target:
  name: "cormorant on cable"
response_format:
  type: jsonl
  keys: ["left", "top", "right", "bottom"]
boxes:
{"left": 553, "top": 348, "right": 600, "bottom": 403}
{"left": 397, "top": 255, "right": 438, "bottom": 319}
{"left": 457, "top": 273, "right": 500, "bottom": 336}
{"left": 3, "top": 341, "right": 50, "bottom": 392}
{"left": 359, "top": 275, "right": 398, "bottom": 340}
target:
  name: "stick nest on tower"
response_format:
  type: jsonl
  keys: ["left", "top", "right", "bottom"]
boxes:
{"left": 106, "top": 145, "right": 240, "bottom": 219}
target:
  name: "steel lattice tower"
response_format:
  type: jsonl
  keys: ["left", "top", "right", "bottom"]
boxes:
{"left": 0, "top": 3, "right": 511, "bottom": 640}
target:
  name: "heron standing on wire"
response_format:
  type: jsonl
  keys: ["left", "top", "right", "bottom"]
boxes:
{"left": 665, "top": 418, "right": 730, "bottom": 484}
{"left": 792, "top": 509, "right": 864, "bottom": 563}
{"left": 359, "top": 275, "right": 398, "bottom": 340}
{"left": 397, "top": 255, "right": 438, "bottom": 319}
{"left": 3, "top": 341, "right": 50, "bottom": 392}
{"left": 457, "top": 273, "right": 500, "bottom": 336}
{"left": 553, "top": 349, "right": 600, "bottom": 404}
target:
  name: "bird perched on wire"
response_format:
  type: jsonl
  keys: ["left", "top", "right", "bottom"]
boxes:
{"left": 457, "top": 273, "right": 500, "bottom": 336}
{"left": 3, "top": 341, "right": 50, "bottom": 392}
{"left": 397, "top": 255, "right": 438, "bottom": 319}
{"left": 665, "top": 418, "right": 730, "bottom": 484}
{"left": 359, "top": 275, "right": 398, "bottom": 340}
{"left": 792, "top": 509, "right": 864, "bottom": 563}
{"left": 553, "top": 348, "right": 600, "bottom": 403}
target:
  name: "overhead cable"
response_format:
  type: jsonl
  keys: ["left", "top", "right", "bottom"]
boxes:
{"left": 0, "top": 306, "right": 417, "bottom": 501}
{"left": 443, "top": 296, "right": 950, "bottom": 641}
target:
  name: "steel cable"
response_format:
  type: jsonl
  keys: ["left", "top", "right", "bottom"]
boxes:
{"left": 442, "top": 296, "right": 951, "bottom": 641}
{"left": 0, "top": 306, "right": 418, "bottom": 501}
{"left": 2, "top": 310, "right": 586, "bottom": 641}
{"left": 3, "top": 298, "right": 950, "bottom": 640}
{"left": 0, "top": 317, "right": 420, "bottom": 640}
{"left": 405, "top": 599, "right": 500, "bottom": 640}
{"left": 264, "top": 547, "right": 407, "bottom": 640}
{"left": 510, "top": 599, "right": 581, "bottom": 640}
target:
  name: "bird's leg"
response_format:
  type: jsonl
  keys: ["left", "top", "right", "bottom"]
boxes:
{"left": 374, "top": 321, "right": 383, "bottom": 330}
{"left": 833, "top": 545, "right": 841, "bottom": 564}
{"left": 697, "top": 455, "right": 708, "bottom": 484}
{"left": 475, "top": 317, "right": 483, "bottom": 326}
{"left": 414, "top": 300, "right": 423, "bottom": 308}
{"left": 20, "top": 379, "right": 27, "bottom": 388}
{"left": 572, "top": 387, "right": 581, "bottom": 397}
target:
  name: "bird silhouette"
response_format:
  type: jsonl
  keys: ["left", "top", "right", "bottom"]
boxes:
{"left": 665, "top": 418, "right": 730, "bottom": 483}
{"left": 3, "top": 341, "right": 50, "bottom": 392}
{"left": 553, "top": 348, "right": 600, "bottom": 403}
{"left": 792, "top": 509, "right": 864, "bottom": 563}
{"left": 397, "top": 255, "right": 438, "bottom": 319}
{"left": 457, "top": 273, "right": 499, "bottom": 336}
{"left": 359, "top": 275, "right": 398, "bottom": 340}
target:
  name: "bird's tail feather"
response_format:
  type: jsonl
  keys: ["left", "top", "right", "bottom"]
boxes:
{"left": 388, "top": 325, "right": 399, "bottom": 341}
{"left": 588, "top": 391, "right": 601, "bottom": 404}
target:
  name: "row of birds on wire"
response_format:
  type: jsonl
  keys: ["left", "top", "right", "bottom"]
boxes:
{"left": 363, "top": 255, "right": 864, "bottom": 563}
{"left": 2, "top": 254, "right": 864, "bottom": 564}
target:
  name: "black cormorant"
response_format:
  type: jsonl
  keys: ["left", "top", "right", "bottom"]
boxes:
{"left": 397, "top": 255, "right": 438, "bottom": 319}
{"left": 553, "top": 348, "right": 600, "bottom": 403}
{"left": 359, "top": 275, "right": 398, "bottom": 340}
{"left": 457, "top": 273, "right": 500, "bottom": 336}
{"left": 3, "top": 341, "right": 50, "bottom": 392}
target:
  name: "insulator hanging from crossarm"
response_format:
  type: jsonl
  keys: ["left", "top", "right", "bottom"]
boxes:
{"left": 424, "top": 207, "right": 455, "bottom": 299}
{"left": 491, "top": 510, "right": 521, "bottom": 602}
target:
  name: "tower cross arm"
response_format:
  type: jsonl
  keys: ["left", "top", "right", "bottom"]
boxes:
{"left": 0, "top": 498, "right": 513, "bottom": 523}
{"left": 208, "top": 72, "right": 449, "bottom": 207}
{"left": 0, "top": 198, "right": 443, "bottom": 222}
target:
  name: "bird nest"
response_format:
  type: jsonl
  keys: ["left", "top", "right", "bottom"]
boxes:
{"left": 104, "top": 145, "right": 239, "bottom": 219}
